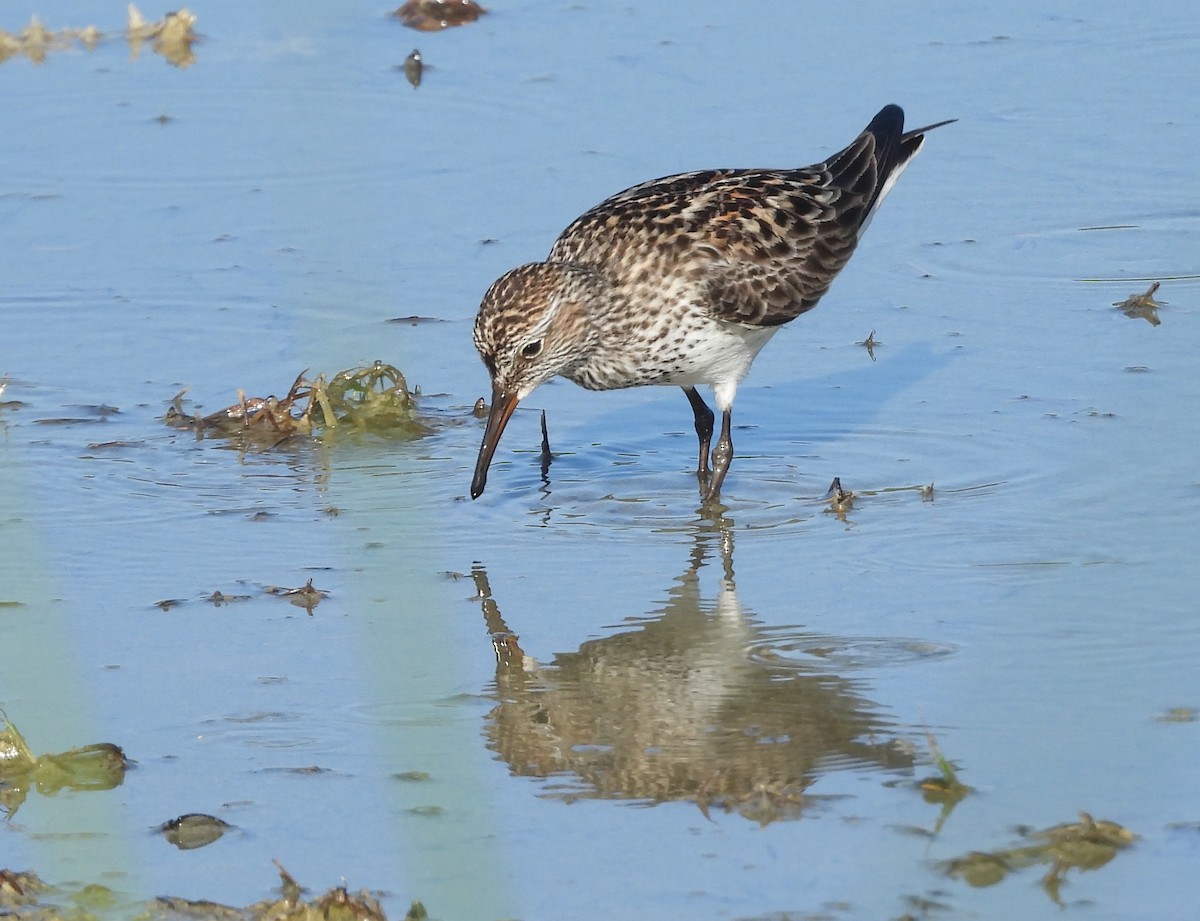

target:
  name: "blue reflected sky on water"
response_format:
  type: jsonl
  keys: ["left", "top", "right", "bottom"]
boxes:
{"left": 3, "top": 1, "right": 1200, "bottom": 919}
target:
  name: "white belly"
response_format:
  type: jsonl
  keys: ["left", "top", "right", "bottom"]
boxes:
{"left": 567, "top": 316, "right": 778, "bottom": 413}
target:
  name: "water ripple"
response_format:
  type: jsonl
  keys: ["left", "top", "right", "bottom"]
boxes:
{"left": 745, "top": 627, "right": 956, "bottom": 672}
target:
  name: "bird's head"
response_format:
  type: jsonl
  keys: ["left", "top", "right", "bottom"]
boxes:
{"left": 470, "top": 262, "right": 601, "bottom": 499}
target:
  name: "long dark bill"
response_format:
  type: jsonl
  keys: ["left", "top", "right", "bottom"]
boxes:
{"left": 470, "top": 387, "right": 521, "bottom": 499}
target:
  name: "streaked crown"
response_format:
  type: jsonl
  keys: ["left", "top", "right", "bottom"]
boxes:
{"left": 473, "top": 261, "right": 604, "bottom": 400}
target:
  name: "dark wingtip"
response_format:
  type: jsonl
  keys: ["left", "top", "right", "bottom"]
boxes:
{"left": 865, "top": 104, "right": 957, "bottom": 148}
{"left": 866, "top": 104, "right": 906, "bottom": 141}
{"left": 843, "top": 104, "right": 953, "bottom": 228}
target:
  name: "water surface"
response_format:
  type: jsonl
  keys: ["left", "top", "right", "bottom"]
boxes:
{"left": 3, "top": 2, "right": 1199, "bottom": 919}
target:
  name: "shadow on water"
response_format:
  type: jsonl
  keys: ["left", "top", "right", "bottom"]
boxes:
{"left": 469, "top": 514, "right": 916, "bottom": 825}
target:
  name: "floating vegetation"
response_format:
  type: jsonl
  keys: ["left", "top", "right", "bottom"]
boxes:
{"left": 206, "top": 589, "right": 253, "bottom": 607}
{"left": 386, "top": 315, "right": 447, "bottom": 325}
{"left": 393, "top": 770, "right": 431, "bottom": 782}
{"left": 813, "top": 478, "right": 950, "bottom": 516}
{"left": 402, "top": 48, "right": 423, "bottom": 87}
{"left": 0, "top": 862, "right": 404, "bottom": 920}
{"left": 943, "top": 812, "right": 1135, "bottom": 906}
{"left": 0, "top": 869, "right": 50, "bottom": 906}
{"left": 823, "top": 476, "right": 856, "bottom": 517}
{"left": 1155, "top": 706, "right": 1197, "bottom": 723}
{"left": 1113, "top": 281, "right": 1164, "bottom": 326}
{"left": 323, "top": 361, "right": 422, "bottom": 430}
{"left": 154, "top": 862, "right": 390, "bottom": 921}
{"left": 857, "top": 329, "right": 879, "bottom": 361}
{"left": 159, "top": 813, "right": 233, "bottom": 850}
{"left": 0, "top": 5, "right": 197, "bottom": 67}
{"left": 393, "top": 0, "right": 487, "bottom": 31}
{"left": 917, "top": 729, "right": 972, "bottom": 807}
{"left": 0, "top": 714, "right": 127, "bottom": 818}
{"left": 0, "top": 15, "right": 93, "bottom": 64}
{"left": 126, "top": 3, "right": 197, "bottom": 67}
{"left": 153, "top": 579, "right": 328, "bottom": 614}
{"left": 914, "top": 730, "right": 971, "bottom": 840}
{"left": 165, "top": 362, "right": 428, "bottom": 449}
{"left": 265, "top": 578, "right": 328, "bottom": 614}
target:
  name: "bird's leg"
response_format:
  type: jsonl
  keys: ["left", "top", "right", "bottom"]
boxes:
{"left": 682, "top": 386, "right": 714, "bottom": 482}
{"left": 704, "top": 410, "right": 734, "bottom": 503}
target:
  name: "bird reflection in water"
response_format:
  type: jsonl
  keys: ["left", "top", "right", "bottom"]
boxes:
{"left": 470, "top": 516, "right": 914, "bottom": 824}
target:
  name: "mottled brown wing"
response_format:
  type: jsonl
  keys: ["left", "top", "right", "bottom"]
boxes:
{"left": 686, "top": 160, "right": 876, "bottom": 327}
{"left": 549, "top": 131, "right": 884, "bottom": 329}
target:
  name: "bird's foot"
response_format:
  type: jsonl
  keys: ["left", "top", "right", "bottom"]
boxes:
{"left": 703, "top": 424, "right": 733, "bottom": 504}
{"left": 699, "top": 473, "right": 727, "bottom": 507}
{"left": 700, "top": 490, "right": 725, "bottom": 508}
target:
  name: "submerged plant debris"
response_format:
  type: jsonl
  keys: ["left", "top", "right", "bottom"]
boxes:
{"left": 0, "top": 714, "right": 127, "bottom": 818}
{"left": 1113, "top": 281, "right": 1164, "bottom": 326}
{"left": 0, "top": 5, "right": 196, "bottom": 67}
{"left": 393, "top": 0, "right": 486, "bottom": 31}
{"left": 165, "top": 362, "right": 428, "bottom": 449}
{"left": 943, "top": 812, "right": 1135, "bottom": 906}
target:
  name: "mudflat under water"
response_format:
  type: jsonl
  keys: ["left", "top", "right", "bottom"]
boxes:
{"left": 3, "top": 2, "right": 1199, "bottom": 919}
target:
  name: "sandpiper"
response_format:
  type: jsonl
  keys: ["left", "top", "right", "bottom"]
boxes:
{"left": 471, "top": 104, "right": 953, "bottom": 502}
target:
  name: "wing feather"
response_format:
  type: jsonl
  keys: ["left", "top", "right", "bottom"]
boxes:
{"left": 547, "top": 106, "right": 948, "bottom": 329}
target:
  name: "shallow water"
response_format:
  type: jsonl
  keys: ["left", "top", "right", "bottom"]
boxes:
{"left": 3, "top": 1, "right": 1200, "bottom": 919}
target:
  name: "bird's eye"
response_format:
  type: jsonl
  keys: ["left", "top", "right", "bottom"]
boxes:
{"left": 520, "top": 339, "right": 543, "bottom": 360}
